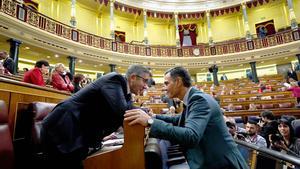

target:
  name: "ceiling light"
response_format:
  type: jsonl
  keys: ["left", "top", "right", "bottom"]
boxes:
{"left": 54, "top": 54, "right": 59, "bottom": 58}
{"left": 284, "top": 57, "right": 288, "bottom": 59}
{"left": 154, "top": 13, "right": 157, "bottom": 18}
{"left": 24, "top": 46, "right": 30, "bottom": 50}
{"left": 78, "top": 60, "right": 82, "bottom": 63}
{"left": 122, "top": 6, "right": 125, "bottom": 11}
{"left": 46, "top": 56, "right": 51, "bottom": 58}
{"left": 99, "top": 64, "right": 103, "bottom": 66}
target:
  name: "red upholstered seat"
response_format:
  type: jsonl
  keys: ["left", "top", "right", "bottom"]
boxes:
{"left": 274, "top": 95, "right": 285, "bottom": 99}
{"left": 250, "top": 90, "right": 258, "bottom": 94}
{"left": 278, "top": 103, "right": 293, "bottom": 108}
{"left": 238, "top": 91, "right": 248, "bottom": 94}
{"left": 223, "top": 98, "right": 232, "bottom": 102}
{"left": 261, "top": 104, "right": 274, "bottom": 109}
{"left": 13, "top": 102, "right": 56, "bottom": 169}
{"left": 249, "top": 97, "right": 257, "bottom": 101}
{"left": 234, "top": 105, "right": 243, "bottom": 110}
{"left": 0, "top": 100, "right": 14, "bottom": 169}
{"left": 31, "top": 102, "right": 56, "bottom": 146}
{"left": 237, "top": 98, "right": 246, "bottom": 102}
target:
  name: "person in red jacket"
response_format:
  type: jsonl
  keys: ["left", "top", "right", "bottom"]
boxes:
{"left": 51, "top": 63, "right": 74, "bottom": 92}
{"left": 23, "top": 60, "right": 49, "bottom": 86}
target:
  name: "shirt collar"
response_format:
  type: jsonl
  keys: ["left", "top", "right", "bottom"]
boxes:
{"left": 126, "top": 77, "right": 130, "bottom": 94}
{"left": 183, "top": 87, "right": 193, "bottom": 106}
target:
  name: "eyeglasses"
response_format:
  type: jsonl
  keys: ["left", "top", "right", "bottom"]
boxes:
{"left": 136, "top": 75, "right": 149, "bottom": 83}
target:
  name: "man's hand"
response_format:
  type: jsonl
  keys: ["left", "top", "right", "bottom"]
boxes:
{"left": 124, "top": 109, "right": 151, "bottom": 126}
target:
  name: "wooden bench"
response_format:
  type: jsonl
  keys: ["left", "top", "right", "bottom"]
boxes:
{"left": 84, "top": 121, "right": 146, "bottom": 169}
{"left": 224, "top": 108, "right": 300, "bottom": 123}
{"left": 0, "top": 77, "right": 70, "bottom": 136}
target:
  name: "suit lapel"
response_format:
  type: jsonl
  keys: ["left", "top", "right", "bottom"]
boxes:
{"left": 178, "top": 104, "right": 186, "bottom": 127}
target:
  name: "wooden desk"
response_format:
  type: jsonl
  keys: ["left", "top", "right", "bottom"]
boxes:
{"left": 224, "top": 108, "right": 300, "bottom": 120}
{"left": 0, "top": 77, "right": 70, "bottom": 136}
{"left": 84, "top": 121, "right": 146, "bottom": 169}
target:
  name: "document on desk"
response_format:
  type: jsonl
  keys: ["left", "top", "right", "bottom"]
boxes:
{"left": 102, "top": 138, "right": 124, "bottom": 147}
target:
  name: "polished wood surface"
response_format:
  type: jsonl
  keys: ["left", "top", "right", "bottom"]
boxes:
{"left": 0, "top": 77, "right": 70, "bottom": 137}
{"left": 84, "top": 121, "right": 146, "bottom": 169}
{"left": 224, "top": 108, "right": 300, "bottom": 118}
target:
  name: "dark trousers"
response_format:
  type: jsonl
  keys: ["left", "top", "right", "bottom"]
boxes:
{"left": 41, "top": 127, "right": 88, "bottom": 169}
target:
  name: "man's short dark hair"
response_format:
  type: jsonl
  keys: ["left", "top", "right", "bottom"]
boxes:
{"left": 35, "top": 60, "right": 49, "bottom": 68}
{"left": 247, "top": 120, "right": 258, "bottom": 125}
{"left": 165, "top": 66, "right": 192, "bottom": 87}
{"left": 126, "top": 65, "right": 151, "bottom": 78}
{"left": 260, "top": 110, "right": 274, "bottom": 120}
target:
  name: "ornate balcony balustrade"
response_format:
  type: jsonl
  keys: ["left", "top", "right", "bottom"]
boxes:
{"left": 0, "top": 0, "right": 299, "bottom": 58}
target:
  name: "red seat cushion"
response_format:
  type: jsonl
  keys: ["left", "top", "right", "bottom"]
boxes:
{"left": 0, "top": 100, "right": 14, "bottom": 169}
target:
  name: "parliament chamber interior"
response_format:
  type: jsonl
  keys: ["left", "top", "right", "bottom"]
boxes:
{"left": 0, "top": 0, "right": 300, "bottom": 168}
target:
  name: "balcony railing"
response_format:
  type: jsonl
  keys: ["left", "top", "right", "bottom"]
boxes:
{"left": 0, "top": 0, "right": 300, "bottom": 58}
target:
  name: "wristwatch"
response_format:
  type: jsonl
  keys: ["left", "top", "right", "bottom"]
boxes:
{"left": 147, "top": 118, "right": 154, "bottom": 127}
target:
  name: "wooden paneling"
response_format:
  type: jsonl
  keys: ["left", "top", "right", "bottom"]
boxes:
{"left": 84, "top": 121, "right": 145, "bottom": 169}
{"left": 0, "top": 77, "right": 70, "bottom": 137}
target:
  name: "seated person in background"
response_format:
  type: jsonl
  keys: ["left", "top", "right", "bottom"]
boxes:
{"left": 168, "top": 106, "right": 176, "bottom": 115}
{"left": 286, "top": 80, "right": 300, "bottom": 103}
{"left": 248, "top": 103, "right": 257, "bottom": 111}
{"left": 72, "top": 73, "right": 85, "bottom": 93}
{"left": 229, "top": 89, "right": 235, "bottom": 95}
{"left": 23, "top": 67, "right": 29, "bottom": 72}
{"left": 258, "top": 110, "right": 278, "bottom": 148}
{"left": 287, "top": 67, "right": 298, "bottom": 81}
{"left": 23, "top": 60, "right": 49, "bottom": 86}
{"left": 0, "top": 50, "right": 15, "bottom": 74}
{"left": 0, "top": 62, "right": 12, "bottom": 75}
{"left": 258, "top": 83, "right": 266, "bottom": 93}
{"left": 224, "top": 116, "right": 246, "bottom": 138}
{"left": 244, "top": 120, "right": 267, "bottom": 147}
{"left": 270, "top": 115, "right": 300, "bottom": 158}
{"left": 227, "top": 103, "right": 235, "bottom": 112}
{"left": 51, "top": 63, "right": 74, "bottom": 92}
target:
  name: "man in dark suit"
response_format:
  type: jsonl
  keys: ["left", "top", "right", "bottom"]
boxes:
{"left": 0, "top": 51, "right": 15, "bottom": 74}
{"left": 41, "top": 64, "right": 151, "bottom": 169}
{"left": 125, "top": 67, "right": 248, "bottom": 169}
{"left": 221, "top": 73, "right": 228, "bottom": 81}
{"left": 287, "top": 67, "right": 298, "bottom": 81}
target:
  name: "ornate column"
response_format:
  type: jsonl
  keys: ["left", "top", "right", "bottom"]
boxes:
{"left": 242, "top": 3, "right": 251, "bottom": 40}
{"left": 109, "top": 64, "right": 116, "bottom": 72}
{"left": 143, "top": 9, "right": 149, "bottom": 45}
{"left": 70, "top": 0, "right": 76, "bottom": 27}
{"left": 206, "top": 11, "right": 213, "bottom": 45}
{"left": 8, "top": 39, "right": 22, "bottom": 74}
{"left": 174, "top": 12, "right": 180, "bottom": 47}
{"left": 287, "top": 0, "right": 298, "bottom": 30}
{"left": 110, "top": 0, "right": 115, "bottom": 40}
{"left": 67, "top": 56, "right": 76, "bottom": 76}
{"left": 250, "top": 62, "right": 259, "bottom": 83}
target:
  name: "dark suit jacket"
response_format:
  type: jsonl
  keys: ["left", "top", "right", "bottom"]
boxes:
{"left": 288, "top": 71, "right": 298, "bottom": 81}
{"left": 150, "top": 87, "right": 248, "bottom": 169}
{"left": 41, "top": 72, "right": 132, "bottom": 157}
{"left": 3, "top": 57, "right": 14, "bottom": 74}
